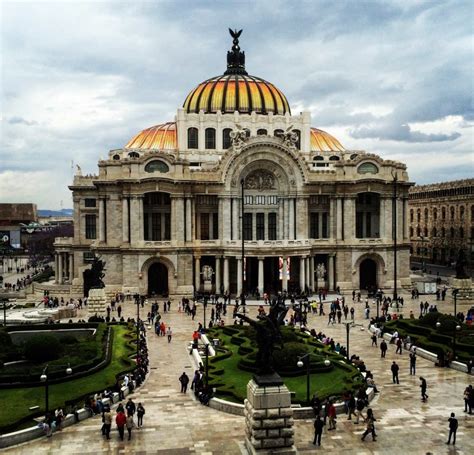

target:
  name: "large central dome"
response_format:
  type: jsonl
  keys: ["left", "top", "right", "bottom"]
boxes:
{"left": 183, "top": 29, "right": 290, "bottom": 115}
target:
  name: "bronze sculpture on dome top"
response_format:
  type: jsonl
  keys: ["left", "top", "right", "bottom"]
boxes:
{"left": 225, "top": 28, "right": 247, "bottom": 75}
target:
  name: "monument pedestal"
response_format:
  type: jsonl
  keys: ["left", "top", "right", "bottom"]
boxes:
{"left": 244, "top": 378, "right": 297, "bottom": 454}
{"left": 451, "top": 278, "right": 473, "bottom": 305}
{"left": 87, "top": 288, "right": 107, "bottom": 317}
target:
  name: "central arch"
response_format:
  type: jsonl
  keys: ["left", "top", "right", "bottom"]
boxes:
{"left": 359, "top": 258, "right": 377, "bottom": 292}
{"left": 148, "top": 262, "right": 169, "bottom": 296}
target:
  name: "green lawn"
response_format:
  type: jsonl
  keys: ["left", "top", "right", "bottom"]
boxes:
{"left": 206, "top": 326, "right": 363, "bottom": 404}
{"left": 0, "top": 325, "right": 136, "bottom": 432}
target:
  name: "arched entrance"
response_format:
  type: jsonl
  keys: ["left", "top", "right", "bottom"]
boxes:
{"left": 148, "top": 262, "right": 168, "bottom": 296}
{"left": 360, "top": 258, "right": 377, "bottom": 292}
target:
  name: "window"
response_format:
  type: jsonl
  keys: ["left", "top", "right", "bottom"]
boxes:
{"left": 85, "top": 215, "right": 97, "bottom": 239}
{"left": 441, "top": 227, "right": 446, "bottom": 237}
{"left": 212, "top": 213, "right": 219, "bottom": 240}
{"left": 416, "top": 226, "right": 421, "bottom": 236}
{"left": 145, "top": 160, "right": 169, "bottom": 173}
{"left": 112, "top": 154, "right": 120, "bottom": 160}
{"left": 432, "top": 227, "right": 437, "bottom": 237}
{"left": 243, "top": 213, "right": 253, "bottom": 240}
{"left": 417, "top": 210, "right": 421, "bottom": 222}
{"left": 268, "top": 213, "right": 277, "bottom": 240}
{"left": 187, "top": 127, "right": 198, "bottom": 149}
{"left": 223, "top": 128, "right": 232, "bottom": 149}
{"left": 128, "top": 151, "right": 140, "bottom": 159}
{"left": 450, "top": 227, "right": 455, "bottom": 238}
{"left": 442, "top": 207, "right": 446, "bottom": 220}
{"left": 460, "top": 206, "right": 465, "bottom": 220}
{"left": 205, "top": 128, "right": 216, "bottom": 149}
{"left": 256, "top": 213, "right": 265, "bottom": 240}
{"left": 410, "top": 227, "right": 414, "bottom": 237}
{"left": 329, "top": 155, "right": 340, "bottom": 161}
{"left": 433, "top": 208, "right": 438, "bottom": 220}
{"left": 274, "top": 129, "right": 284, "bottom": 137}
{"left": 410, "top": 209, "right": 414, "bottom": 223}
{"left": 313, "top": 156, "right": 324, "bottom": 161}
{"left": 244, "top": 195, "right": 253, "bottom": 205}
{"left": 255, "top": 196, "right": 265, "bottom": 205}
{"left": 424, "top": 208, "right": 428, "bottom": 221}
{"left": 294, "top": 129, "right": 301, "bottom": 149}
{"left": 200, "top": 214, "right": 210, "bottom": 240}
{"left": 83, "top": 251, "right": 95, "bottom": 263}
{"left": 84, "top": 198, "right": 96, "bottom": 207}
{"left": 322, "top": 213, "right": 328, "bottom": 238}
{"left": 450, "top": 206, "right": 455, "bottom": 220}
{"left": 424, "top": 227, "right": 428, "bottom": 237}
{"left": 310, "top": 213, "right": 319, "bottom": 239}
{"left": 267, "top": 196, "right": 278, "bottom": 205}
{"left": 257, "top": 129, "right": 267, "bottom": 136}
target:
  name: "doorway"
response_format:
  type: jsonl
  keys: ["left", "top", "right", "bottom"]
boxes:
{"left": 148, "top": 262, "right": 168, "bottom": 296}
{"left": 359, "top": 258, "right": 377, "bottom": 291}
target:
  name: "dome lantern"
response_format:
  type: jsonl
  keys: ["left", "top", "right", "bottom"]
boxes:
{"left": 224, "top": 28, "right": 248, "bottom": 75}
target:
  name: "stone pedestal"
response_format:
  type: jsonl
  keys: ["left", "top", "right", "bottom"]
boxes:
{"left": 244, "top": 379, "right": 297, "bottom": 454}
{"left": 451, "top": 278, "right": 473, "bottom": 304}
{"left": 203, "top": 279, "right": 213, "bottom": 292}
{"left": 87, "top": 288, "right": 107, "bottom": 317}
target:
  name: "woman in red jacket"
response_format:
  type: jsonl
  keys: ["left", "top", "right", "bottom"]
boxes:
{"left": 115, "top": 410, "right": 126, "bottom": 440}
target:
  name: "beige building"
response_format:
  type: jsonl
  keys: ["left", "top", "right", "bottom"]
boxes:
{"left": 409, "top": 179, "right": 474, "bottom": 266}
{"left": 54, "top": 32, "right": 412, "bottom": 298}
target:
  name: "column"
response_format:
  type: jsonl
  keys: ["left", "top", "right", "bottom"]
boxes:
{"left": 278, "top": 200, "right": 284, "bottom": 240}
{"left": 173, "top": 197, "right": 185, "bottom": 243}
{"left": 397, "top": 199, "right": 404, "bottom": 240}
{"left": 289, "top": 198, "right": 295, "bottom": 240}
{"left": 215, "top": 256, "right": 221, "bottom": 294}
{"left": 69, "top": 253, "right": 74, "bottom": 282}
{"left": 232, "top": 198, "right": 240, "bottom": 240}
{"left": 237, "top": 258, "right": 242, "bottom": 296}
{"left": 336, "top": 198, "right": 343, "bottom": 240}
{"left": 54, "top": 254, "right": 59, "bottom": 283}
{"left": 403, "top": 198, "right": 409, "bottom": 240}
{"left": 296, "top": 198, "right": 308, "bottom": 239}
{"left": 130, "top": 197, "right": 140, "bottom": 245}
{"left": 385, "top": 197, "right": 393, "bottom": 241}
{"left": 343, "top": 198, "right": 354, "bottom": 240}
{"left": 218, "top": 198, "right": 224, "bottom": 241}
{"left": 122, "top": 197, "right": 129, "bottom": 242}
{"left": 194, "top": 257, "right": 201, "bottom": 292}
{"left": 328, "top": 254, "right": 334, "bottom": 291}
{"left": 222, "top": 198, "right": 231, "bottom": 241}
{"left": 138, "top": 196, "right": 144, "bottom": 241}
{"left": 309, "top": 256, "right": 314, "bottom": 292}
{"left": 58, "top": 253, "right": 63, "bottom": 284}
{"left": 258, "top": 257, "right": 264, "bottom": 295}
{"left": 223, "top": 257, "right": 229, "bottom": 292}
{"left": 186, "top": 198, "right": 192, "bottom": 241}
{"left": 305, "top": 257, "right": 310, "bottom": 292}
{"left": 283, "top": 198, "right": 289, "bottom": 239}
{"left": 379, "top": 198, "right": 386, "bottom": 238}
{"left": 99, "top": 198, "right": 106, "bottom": 243}
{"left": 299, "top": 256, "right": 306, "bottom": 291}
{"left": 282, "top": 256, "right": 288, "bottom": 292}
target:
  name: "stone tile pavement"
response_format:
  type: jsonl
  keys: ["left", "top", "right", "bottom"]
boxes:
{"left": 3, "top": 292, "right": 474, "bottom": 454}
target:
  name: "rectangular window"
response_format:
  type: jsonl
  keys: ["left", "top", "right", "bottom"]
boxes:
{"left": 212, "top": 212, "right": 219, "bottom": 239}
{"left": 321, "top": 212, "right": 328, "bottom": 238}
{"left": 356, "top": 212, "right": 363, "bottom": 238}
{"left": 83, "top": 251, "right": 95, "bottom": 263}
{"left": 200, "top": 213, "right": 210, "bottom": 240}
{"left": 84, "top": 198, "right": 96, "bottom": 207}
{"left": 256, "top": 213, "right": 265, "bottom": 240}
{"left": 243, "top": 213, "right": 253, "bottom": 240}
{"left": 366, "top": 212, "right": 372, "bottom": 237}
{"left": 152, "top": 213, "right": 162, "bottom": 241}
{"left": 85, "top": 215, "right": 97, "bottom": 239}
{"left": 164, "top": 213, "right": 171, "bottom": 240}
{"left": 310, "top": 213, "right": 319, "bottom": 239}
{"left": 268, "top": 213, "right": 277, "bottom": 240}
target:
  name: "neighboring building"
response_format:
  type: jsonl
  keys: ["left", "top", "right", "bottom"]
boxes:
{"left": 54, "top": 31, "right": 412, "bottom": 297}
{"left": 409, "top": 179, "right": 474, "bottom": 267}
{"left": 38, "top": 209, "right": 74, "bottom": 228}
{"left": 0, "top": 203, "right": 38, "bottom": 249}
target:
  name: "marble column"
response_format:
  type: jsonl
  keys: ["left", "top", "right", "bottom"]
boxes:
{"left": 186, "top": 198, "right": 192, "bottom": 241}
{"left": 343, "top": 198, "right": 354, "bottom": 240}
{"left": 215, "top": 256, "right": 221, "bottom": 294}
{"left": 138, "top": 197, "right": 144, "bottom": 241}
{"left": 309, "top": 256, "right": 314, "bottom": 292}
{"left": 194, "top": 257, "right": 201, "bottom": 292}
{"left": 403, "top": 198, "right": 409, "bottom": 240}
{"left": 305, "top": 256, "right": 310, "bottom": 292}
{"left": 336, "top": 198, "right": 343, "bottom": 240}
{"left": 296, "top": 199, "right": 308, "bottom": 239}
{"left": 232, "top": 198, "right": 240, "bottom": 240}
{"left": 283, "top": 198, "right": 289, "bottom": 240}
{"left": 130, "top": 197, "right": 140, "bottom": 245}
{"left": 282, "top": 257, "right": 288, "bottom": 292}
{"left": 58, "top": 253, "right": 63, "bottom": 284}
{"left": 258, "top": 257, "right": 264, "bottom": 295}
{"left": 122, "top": 197, "right": 129, "bottom": 243}
{"left": 289, "top": 198, "right": 295, "bottom": 240}
{"left": 299, "top": 256, "right": 305, "bottom": 291}
{"left": 173, "top": 197, "right": 185, "bottom": 243}
{"left": 237, "top": 258, "right": 242, "bottom": 296}
{"left": 99, "top": 198, "right": 106, "bottom": 243}
{"left": 379, "top": 198, "right": 386, "bottom": 239}
{"left": 54, "top": 254, "right": 59, "bottom": 283}
{"left": 223, "top": 257, "right": 229, "bottom": 292}
{"left": 278, "top": 200, "right": 284, "bottom": 240}
{"left": 328, "top": 254, "right": 335, "bottom": 291}
{"left": 69, "top": 253, "right": 74, "bottom": 282}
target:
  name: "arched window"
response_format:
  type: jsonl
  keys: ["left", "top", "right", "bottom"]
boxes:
{"left": 460, "top": 227, "right": 464, "bottom": 238}
{"left": 329, "top": 155, "right": 340, "bottom": 161}
{"left": 424, "top": 227, "right": 428, "bottom": 237}
{"left": 145, "top": 160, "right": 169, "bottom": 173}
{"left": 128, "top": 151, "right": 140, "bottom": 159}
{"left": 410, "top": 209, "right": 414, "bottom": 223}
{"left": 222, "top": 128, "right": 232, "bottom": 149}
{"left": 113, "top": 154, "right": 121, "bottom": 160}
{"left": 313, "top": 156, "right": 324, "bottom": 161}
{"left": 450, "top": 227, "right": 455, "bottom": 238}
{"left": 274, "top": 129, "right": 284, "bottom": 137}
{"left": 442, "top": 207, "right": 446, "bottom": 220}
{"left": 257, "top": 129, "right": 267, "bottom": 136}
{"left": 417, "top": 210, "right": 421, "bottom": 222}
{"left": 424, "top": 208, "right": 428, "bottom": 220}
{"left": 187, "top": 127, "right": 198, "bottom": 149}
{"left": 416, "top": 226, "right": 421, "bottom": 236}
{"left": 471, "top": 205, "right": 474, "bottom": 221}
{"left": 432, "top": 227, "right": 437, "bottom": 237}
{"left": 433, "top": 208, "right": 438, "bottom": 220}
{"left": 409, "top": 227, "right": 414, "bottom": 237}
{"left": 205, "top": 128, "right": 216, "bottom": 149}
{"left": 450, "top": 206, "right": 455, "bottom": 220}
{"left": 460, "top": 205, "right": 465, "bottom": 220}
{"left": 357, "top": 162, "right": 378, "bottom": 174}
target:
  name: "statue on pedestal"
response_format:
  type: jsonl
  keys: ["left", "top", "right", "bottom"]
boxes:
{"left": 455, "top": 249, "right": 469, "bottom": 279}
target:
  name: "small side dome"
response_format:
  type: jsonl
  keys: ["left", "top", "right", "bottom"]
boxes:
{"left": 310, "top": 128, "right": 345, "bottom": 152}
{"left": 126, "top": 122, "right": 177, "bottom": 150}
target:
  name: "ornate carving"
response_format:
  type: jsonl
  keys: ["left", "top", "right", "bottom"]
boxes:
{"left": 244, "top": 169, "right": 275, "bottom": 190}
{"left": 201, "top": 265, "right": 214, "bottom": 281}
{"left": 280, "top": 125, "right": 299, "bottom": 149}
{"left": 230, "top": 124, "right": 250, "bottom": 150}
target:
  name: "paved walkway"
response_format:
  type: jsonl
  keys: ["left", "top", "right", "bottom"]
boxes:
{"left": 4, "top": 293, "right": 474, "bottom": 454}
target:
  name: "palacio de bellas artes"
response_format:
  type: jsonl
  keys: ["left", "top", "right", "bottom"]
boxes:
{"left": 1, "top": 2, "right": 474, "bottom": 454}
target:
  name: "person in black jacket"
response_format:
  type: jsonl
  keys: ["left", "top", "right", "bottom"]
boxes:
{"left": 313, "top": 415, "right": 324, "bottom": 446}
{"left": 446, "top": 412, "right": 458, "bottom": 445}
{"left": 391, "top": 361, "right": 400, "bottom": 384}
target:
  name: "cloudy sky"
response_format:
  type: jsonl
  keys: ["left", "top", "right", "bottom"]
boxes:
{"left": 1, "top": 0, "right": 472, "bottom": 209}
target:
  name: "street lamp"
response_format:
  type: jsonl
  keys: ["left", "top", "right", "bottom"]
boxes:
{"left": 344, "top": 322, "right": 363, "bottom": 360}
{"left": 392, "top": 170, "right": 398, "bottom": 302}
{"left": 297, "top": 354, "right": 330, "bottom": 405}
{"left": 205, "top": 343, "right": 210, "bottom": 387}
{"left": 40, "top": 364, "right": 72, "bottom": 416}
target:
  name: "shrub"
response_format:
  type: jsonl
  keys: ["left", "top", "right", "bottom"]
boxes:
{"left": 272, "top": 342, "right": 308, "bottom": 370}
{"left": 0, "top": 329, "right": 12, "bottom": 346}
{"left": 24, "top": 334, "right": 64, "bottom": 363}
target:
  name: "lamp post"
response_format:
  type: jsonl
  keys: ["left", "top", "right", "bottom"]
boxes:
{"left": 1, "top": 298, "right": 7, "bottom": 326}
{"left": 344, "top": 322, "right": 363, "bottom": 360}
{"left": 240, "top": 179, "right": 246, "bottom": 315}
{"left": 203, "top": 296, "right": 208, "bottom": 333}
{"left": 135, "top": 295, "right": 140, "bottom": 361}
{"left": 297, "top": 354, "right": 330, "bottom": 405}
{"left": 205, "top": 343, "right": 210, "bottom": 387}
{"left": 392, "top": 171, "right": 398, "bottom": 302}
{"left": 40, "top": 364, "right": 72, "bottom": 416}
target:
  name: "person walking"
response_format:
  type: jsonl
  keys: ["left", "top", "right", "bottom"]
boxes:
{"left": 380, "top": 340, "right": 388, "bottom": 358}
{"left": 126, "top": 412, "right": 135, "bottom": 441}
{"left": 103, "top": 406, "right": 112, "bottom": 439}
{"left": 313, "top": 415, "right": 324, "bottom": 446}
{"left": 420, "top": 377, "right": 428, "bottom": 402}
{"left": 391, "top": 361, "right": 400, "bottom": 384}
{"left": 125, "top": 398, "right": 136, "bottom": 417}
{"left": 117, "top": 304, "right": 122, "bottom": 318}
{"left": 361, "top": 408, "right": 377, "bottom": 441}
{"left": 446, "top": 412, "right": 458, "bottom": 445}
{"left": 167, "top": 326, "right": 172, "bottom": 343}
{"left": 327, "top": 401, "right": 337, "bottom": 430}
{"left": 396, "top": 337, "right": 403, "bottom": 354}
{"left": 354, "top": 396, "right": 366, "bottom": 424}
{"left": 115, "top": 409, "right": 126, "bottom": 441}
{"left": 179, "top": 372, "right": 190, "bottom": 393}
{"left": 136, "top": 403, "right": 145, "bottom": 428}
{"left": 371, "top": 333, "right": 377, "bottom": 347}
{"left": 409, "top": 351, "right": 417, "bottom": 375}
{"left": 347, "top": 393, "right": 356, "bottom": 420}
{"left": 350, "top": 307, "right": 355, "bottom": 321}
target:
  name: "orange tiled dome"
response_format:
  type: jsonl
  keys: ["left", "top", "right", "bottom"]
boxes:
{"left": 125, "top": 122, "right": 177, "bottom": 150}
{"left": 310, "top": 127, "right": 345, "bottom": 152}
{"left": 183, "top": 74, "right": 290, "bottom": 115}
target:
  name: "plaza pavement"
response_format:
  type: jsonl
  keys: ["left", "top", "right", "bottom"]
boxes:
{"left": 3, "top": 291, "right": 474, "bottom": 454}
